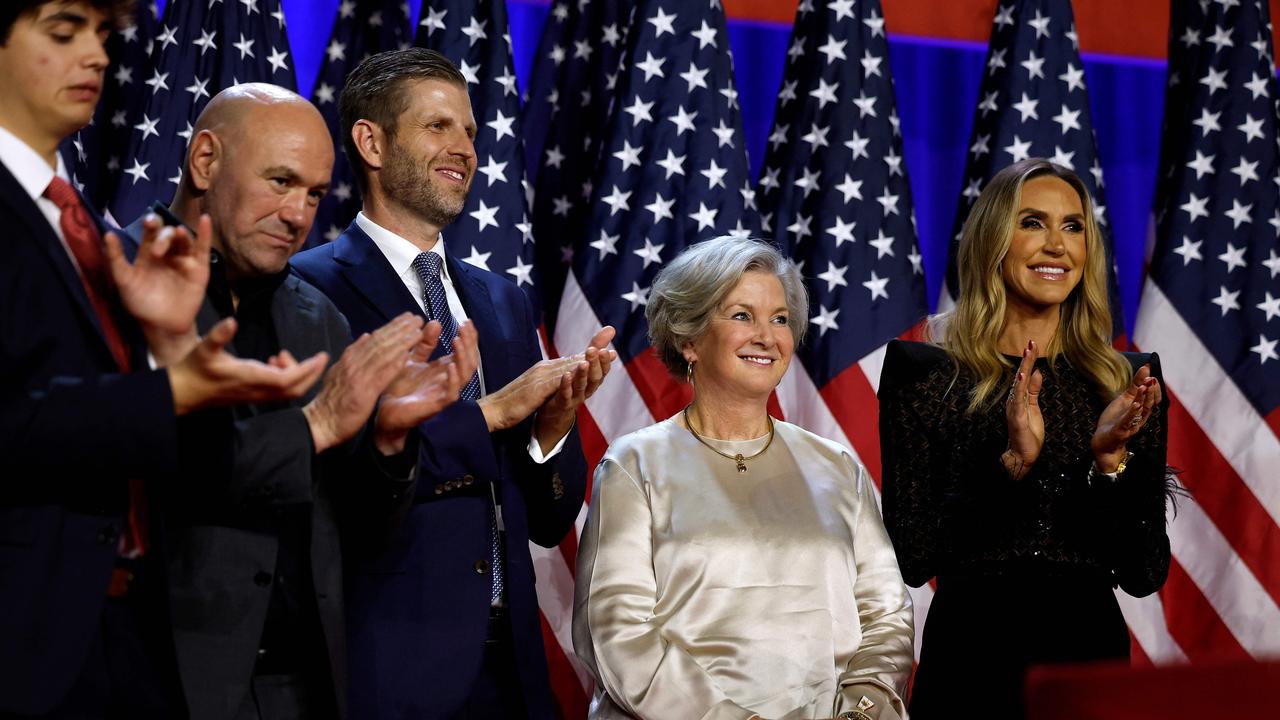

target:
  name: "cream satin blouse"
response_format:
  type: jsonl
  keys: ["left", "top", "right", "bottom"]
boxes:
{"left": 573, "top": 417, "right": 914, "bottom": 720}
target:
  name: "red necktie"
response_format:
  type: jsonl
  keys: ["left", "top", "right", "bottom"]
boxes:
{"left": 44, "top": 177, "right": 148, "bottom": 564}
{"left": 44, "top": 177, "right": 131, "bottom": 371}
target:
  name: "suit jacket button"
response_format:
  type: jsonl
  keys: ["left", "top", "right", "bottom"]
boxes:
{"left": 434, "top": 484, "right": 445, "bottom": 495}
{"left": 97, "top": 525, "right": 119, "bottom": 545}
{"left": 474, "top": 560, "right": 490, "bottom": 575}
{"left": 253, "top": 571, "right": 272, "bottom": 587}
{"left": 462, "top": 475, "right": 474, "bottom": 486}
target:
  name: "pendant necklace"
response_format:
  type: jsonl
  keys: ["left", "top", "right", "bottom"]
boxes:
{"left": 683, "top": 406, "right": 775, "bottom": 473}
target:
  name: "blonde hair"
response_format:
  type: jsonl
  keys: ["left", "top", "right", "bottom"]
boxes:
{"left": 931, "top": 158, "right": 1131, "bottom": 412}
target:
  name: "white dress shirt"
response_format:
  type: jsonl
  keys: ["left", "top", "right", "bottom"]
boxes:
{"left": 0, "top": 125, "right": 78, "bottom": 270}
{"left": 358, "top": 211, "right": 485, "bottom": 389}
{"left": 355, "top": 212, "right": 567, "bottom": 462}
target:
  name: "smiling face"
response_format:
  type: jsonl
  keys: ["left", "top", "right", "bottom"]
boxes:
{"left": 381, "top": 77, "right": 477, "bottom": 230}
{"left": 1000, "top": 175, "right": 1087, "bottom": 317}
{"left": 202, "top": 101, "right": 334, "bottom": 282}
{"left": 0, "top": 1, "right": 110, "bottom": 155}
{"left": 684, "top": 270, "right": 795, "bottom": 403}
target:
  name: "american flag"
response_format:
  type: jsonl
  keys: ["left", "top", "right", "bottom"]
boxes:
{"left": 520, "top": 0, "right": 632, "bottom": 336}
{"left": 519, "top": 2, "right": 634, "bottom": 714}
{"left": 554, "top": 0, "right": 759, "bottom": 423}
{"left": 107, "top": 0, "right": 296, "bottom": 226}
{"left": 941, "top": 0, "right": 1122, "bottom": 336}
{"left": 1129, "top": 0, "right": 1280, "bottom": 663}
{"left": 64, "top": 0, "right": 158, "bottom": 211}
{"left": 753, "top": 0, "right": 932, "bottom": 656}
{"left": 543, "top": 0, "right": 758, "bottom": 712}
{"left": 414, "top": 0, "right": 537, "bottom": 306}
{"left": 304, "top": 0, "right": 412, "bottom": 249}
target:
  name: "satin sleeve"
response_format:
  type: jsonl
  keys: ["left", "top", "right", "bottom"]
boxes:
{"left": 572, "top": 458, "right": 756, "bottom": 720}
{"left": 835, "top": 461, "right": 914, "bottom": 719}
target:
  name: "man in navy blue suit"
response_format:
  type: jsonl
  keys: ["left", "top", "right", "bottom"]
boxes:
{"left": 291, "top": 48, "right": 615, "bottom": 719}
{"left": 0, "top": 2, "right": 331, "bottom": 717}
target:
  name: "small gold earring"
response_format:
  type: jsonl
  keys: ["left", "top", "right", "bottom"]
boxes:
{"left": 685, "top": 360, "right": 694, "bottom": 385}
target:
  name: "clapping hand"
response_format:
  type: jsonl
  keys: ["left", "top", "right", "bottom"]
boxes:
{"left": 104, "top": 214, "right": 212, "bottom": 365}
{"left": 373, "top": 321, "right": 480, "bottom": 454}
{"left": 477, "top": 356, "right": 586, "bottom": 432}
{"left": 302, "top": 314, "right": 427, "bottom": 453}
{"left": 1091, "top": 363, "right": 1161, "bottom": 472}
{"left": 1002, "top": 339, "right": 1044, "bottom": 481}
{"left": 476, "top": 326, "right": 617, "bottom": 451}
{"left": 167, "top": 317, "right": 328, "bottom": 415}
{"left": 533, "top": 326, "right": 617, "bottom": 453}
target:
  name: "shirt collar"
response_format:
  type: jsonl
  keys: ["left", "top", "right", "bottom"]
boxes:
{"left": 0, "top": 125, "right": 69, "bottom": 202}
{"left": 206, "top": 244, "right": 289, "bottom": 318}
{"left": 355, "top": 211, "right": 451, "bottom": 281}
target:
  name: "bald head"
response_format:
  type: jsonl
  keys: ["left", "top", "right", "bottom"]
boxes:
{"left": 174, "top": 82, "right": 335, "bottom": 283}
{"left": 192, "top": 82, "right": 322, "bottom": 144}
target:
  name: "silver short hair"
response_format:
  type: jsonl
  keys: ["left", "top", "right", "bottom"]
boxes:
{"left": 646, "top": 236, "right": 808, "bottom": 378}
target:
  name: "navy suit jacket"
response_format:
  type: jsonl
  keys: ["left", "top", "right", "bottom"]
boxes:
{"left": 291, "top": 222, "right": 587, "bottom": 719}
{"left": 0, "top": 161, "right": 178, "bottom": 714}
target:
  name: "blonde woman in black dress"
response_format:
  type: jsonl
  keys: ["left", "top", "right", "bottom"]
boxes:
{"left": 879, "top": 159, "right": 1174, "bottom": 719}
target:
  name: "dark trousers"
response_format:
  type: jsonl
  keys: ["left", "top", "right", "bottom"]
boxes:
{"left": 450, "top": 607, "right": 528, "bottom": 720}
{"left": 231, "top": 674, "right": 335, "bottom": 720}
{"left": 2, "top": 591, "right": 181, "bottom": 720}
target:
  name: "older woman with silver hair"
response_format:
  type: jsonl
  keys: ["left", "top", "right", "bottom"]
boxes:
{"left": 573, "top": 236, "right": 914, "bottom": 720}
{"left": 879, "top": 158, "right": 1173, "bottom": 719}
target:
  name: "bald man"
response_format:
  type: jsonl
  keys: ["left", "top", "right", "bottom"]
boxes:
{"left": 126, "top": 83, "right": 476, "bottom": 720}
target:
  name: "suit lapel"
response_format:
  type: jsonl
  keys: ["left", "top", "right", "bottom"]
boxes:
{"left": 333, "top": 222, "right": 424, "bottom": 324}
{"left": 332, "top": 223, "right": 513, "bottom": 387}
{"left": 272, "top": 276, "right": 328, "bottom": 390}
{"left": 0, "top": 161, "right": 116, "bottom": 363}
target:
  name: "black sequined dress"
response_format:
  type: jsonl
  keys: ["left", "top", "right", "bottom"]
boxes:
{"left": 878, "top": 340, "right": 1171, "bottom": 719}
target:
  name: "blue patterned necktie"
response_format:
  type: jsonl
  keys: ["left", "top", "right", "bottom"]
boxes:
{"left": 410, "top": 252, "right": 481, "bottom": 400}
{"left": 410, "top": 251, "right": 502, "bottom": 603}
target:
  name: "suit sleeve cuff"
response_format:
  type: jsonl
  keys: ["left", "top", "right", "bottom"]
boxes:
{"left": 527, "top": 419, "right": 572, "bottom": 464}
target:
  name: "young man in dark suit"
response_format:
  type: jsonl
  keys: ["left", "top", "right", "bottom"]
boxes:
{"left": 0, "top": 3, "right": 331, "bottom": 717}
{"left": 291, "top": 49, "right": 615, "bottom": 718}
{"left": 130, "top": 83, "right": 477, "bottom": 720}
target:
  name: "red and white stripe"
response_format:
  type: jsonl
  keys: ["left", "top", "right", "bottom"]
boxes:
{"left": 1129, "top": 280, "right": 1280, "bottom": 664}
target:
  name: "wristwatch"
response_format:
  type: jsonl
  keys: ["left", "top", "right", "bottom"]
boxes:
{"left": 1088, "top": 451, "right": 1134, "bottom": 485}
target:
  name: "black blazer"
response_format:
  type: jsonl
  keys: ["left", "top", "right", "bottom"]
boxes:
{"left": 124, "top": 212, "right": 415, "bottom": 719}
{"left": 292, "top": 222, "right": 588, "bottom": 719}
{"left": 0, "top": 161, "right": 178, "bottom": 714}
